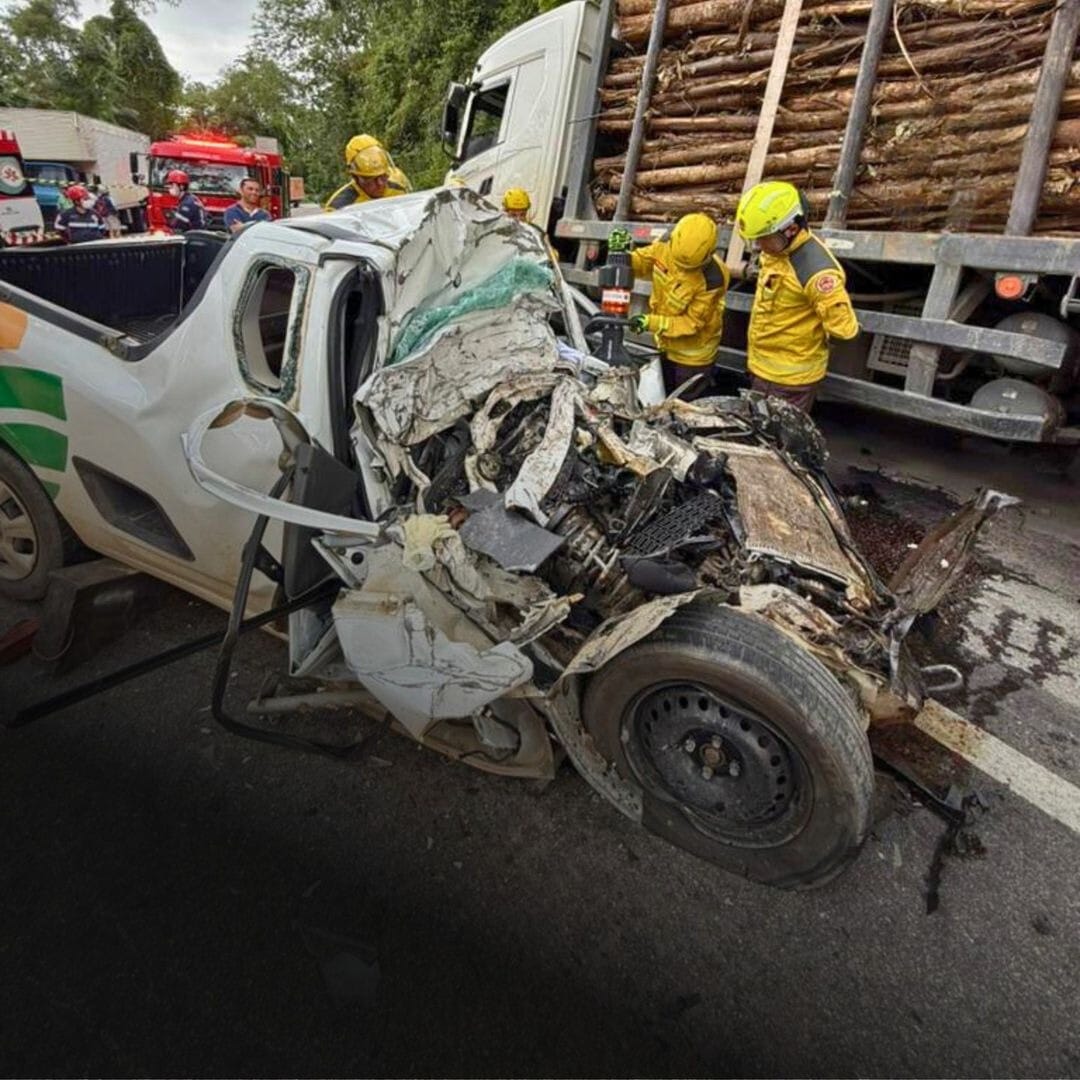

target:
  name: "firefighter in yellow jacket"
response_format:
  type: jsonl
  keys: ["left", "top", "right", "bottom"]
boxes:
{"left": 325, "top": 138, "right": 410, "bottom": 211}
{"left": 615, "top": 213, "right": 729, "bottom": 395}
{"left": 736, "top": 181, "right": 859, "bottom": 412}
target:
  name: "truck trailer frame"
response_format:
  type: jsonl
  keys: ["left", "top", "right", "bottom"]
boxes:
{"left": 541, "top": 0, "right": 1080, "bottom": 444}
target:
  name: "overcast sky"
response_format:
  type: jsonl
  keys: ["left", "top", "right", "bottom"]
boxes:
{"left": 78, "top": 0, "right": 259, "bottom": 84}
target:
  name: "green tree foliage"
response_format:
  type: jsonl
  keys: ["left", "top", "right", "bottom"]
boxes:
{"left": 247, "top": 0, "right": 562, "bottom": 199}
{"left": 179, "top": 53, "right": 297, "bottom": 150}
{"left": 0, "top": 0, "right": 180, "bottom": 137}
{"left": 0, "top": 0, "right": 81, "bottom": 109}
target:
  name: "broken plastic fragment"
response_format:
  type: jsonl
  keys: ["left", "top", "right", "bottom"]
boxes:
{"left": 458, "top": 490, "right": 565, "bottom": 572}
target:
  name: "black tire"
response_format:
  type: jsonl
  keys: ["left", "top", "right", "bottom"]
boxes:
{"left": 583, "top": 600, "right": 873, "bottom": 890}
{"left": 0, "top": 444, "right": 67, "bottom": 600}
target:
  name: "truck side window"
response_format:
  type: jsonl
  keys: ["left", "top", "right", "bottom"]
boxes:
{"left": 462, "top": 82, "right": 509, "bottom": 162}
{"left": 235, "top": 260, "right": 309, "bottom": 398}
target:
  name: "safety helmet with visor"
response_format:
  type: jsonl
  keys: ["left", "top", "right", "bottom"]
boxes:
{"left": 736, "top": 181, "right": 807, "bottom": 241}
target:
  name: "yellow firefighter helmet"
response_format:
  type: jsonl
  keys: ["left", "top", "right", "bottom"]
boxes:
{"left": 736, "top": 181, "right": 805, "bottom": 241}
{"left": 669, "top": 212, "right": 718, "bottom": 269}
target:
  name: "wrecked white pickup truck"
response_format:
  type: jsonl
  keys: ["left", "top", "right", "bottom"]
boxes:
{"left": 0, "top": 189, "right": 1009, "bottom": 888}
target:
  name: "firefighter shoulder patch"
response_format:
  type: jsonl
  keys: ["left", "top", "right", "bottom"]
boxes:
{"left": 813, "top": 273, "right": 839, "bottom": 295}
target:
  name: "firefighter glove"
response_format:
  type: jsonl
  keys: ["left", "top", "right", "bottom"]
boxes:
{"left": 608, "top": 227, "right": 633, "bottom": 253}
{"left": 630, "top": 313, "right": 652, "bottom": 333}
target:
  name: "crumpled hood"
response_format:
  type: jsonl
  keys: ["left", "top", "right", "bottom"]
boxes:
{"left": 354, "top": 186, "right": 563, "bottom": 451}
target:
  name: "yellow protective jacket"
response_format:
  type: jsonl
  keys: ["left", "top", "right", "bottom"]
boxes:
{"left": 324, "top": 170, "right": 410, "bottom": 211}
{"left": 747, "top": 230, "right": 859, "bottom": 386}
{"left": 630, "top": 239, "right": 730, "bottom": 367}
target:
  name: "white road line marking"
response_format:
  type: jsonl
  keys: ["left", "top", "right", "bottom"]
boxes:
{"left": 915, "top": 699, "right": 1080, "bottom": 837}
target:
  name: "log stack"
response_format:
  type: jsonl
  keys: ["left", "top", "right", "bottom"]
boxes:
{"left": 593, "top": 0, "right": 1080, "bottom": 233}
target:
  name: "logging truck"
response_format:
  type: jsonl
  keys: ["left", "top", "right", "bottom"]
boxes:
{"left": 441, "top": 0, "right": 1080, "bottom": 444}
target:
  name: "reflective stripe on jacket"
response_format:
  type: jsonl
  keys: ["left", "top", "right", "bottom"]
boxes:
{"left": 747, "top": 230, "right": 859, "bottom": 387}
{"left": 56, "top": 209, "right": 106, "bottom": 244}
{"left": 630, "top": 239, "right": 730, "bottom": 367}
{"left": 324, "top": 174, "right": 409, "bottom": 212}
{"left": 172, "top": 192, "right": 206, "bottom": 231}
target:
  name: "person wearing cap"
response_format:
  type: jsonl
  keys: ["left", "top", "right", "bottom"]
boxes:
{"left": 502, "top": 188, "right": 531, "bottom": 221}
{"left": 165, "top": 169, "right": 207, "bottom": 233}
{"left": 735, "top": 180, "right": 858, "bottom": 412}
{"left": 325, "top": 139, "right": 409, "bottom": 210}
{"left": 611, "top": 212, "right": 730, "bottom": 395}
{"left": 55, "top": 184, "right": 106, "bottom": 244}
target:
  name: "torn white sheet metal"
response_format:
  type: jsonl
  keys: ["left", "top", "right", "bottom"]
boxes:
{"left": 722, "top": 443, "right": 867, "bottom": 595}
{"left": 739, "top": 583, "right": 898, "bottom": 724}
{"left": 626, "top": 421, "right": 699, "bottom": 482}
{"left": 332, "top": 590, "right": 534, "bottom": 737}
{"left": 358, "top": 541, "right": 508, "bottom": 653}
{"left": 466, "top": 373, "right": 562, "bottom": 492}
{"left": 510, "top": 594, "right": 578, "bottom": 644}
{"left": 739, "top": 582, "right": 854, "bottom": 674}
{"left": 383, "top": 189, "right": 553, "bottom": 345}
{"left": 428, "top": 531, "right": 561, "bottom": 630}
{"left": 636, "top": 357, "right": 667, "bottom": 408}
{"left": 350, "top": 418, "right": 394, "bottom": 519}
{"left": 504, "top": 377, "right": 579, "bottom": 524}
{"left": 356, "top": 300, "right": 559, "bottom": 446}
{"left": 650, "top": 397, "right": 752, "bottom": 432}
{"left": 593, "top": 423, "right": 660, "bottom": 477}
{"left": 182, "top": 399, "right": 383, "bottom": 539}
{"left": 557, "top": 590, "right": 706, "bottom": 686}
{"left": 590, "top": 367, "right": 644, "bottom": 418}
{"left": 537, "top": 683, "right": 643, "bottom": 822}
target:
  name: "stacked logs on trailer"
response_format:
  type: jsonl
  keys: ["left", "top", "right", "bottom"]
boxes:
{"left": 594, "top": 0, "right": 1080, "bottom": 232}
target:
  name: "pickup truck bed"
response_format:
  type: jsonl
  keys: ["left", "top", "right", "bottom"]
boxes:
{"left": 0, "top": 231, "right": 228, "bottom": 351}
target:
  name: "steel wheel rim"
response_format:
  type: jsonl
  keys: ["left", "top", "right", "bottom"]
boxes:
{"left": 0, "top": 478, "right": 39, "bottom": 581}
{"left": 621, "top": 681, "right": 811, "bottom": 848}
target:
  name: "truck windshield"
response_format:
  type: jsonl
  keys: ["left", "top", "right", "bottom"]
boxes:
{"left": 150, "top": 157, "right": 254, "bottom": 196}
{"left": 25, "top": 162, "right": 73, "bottom": 183}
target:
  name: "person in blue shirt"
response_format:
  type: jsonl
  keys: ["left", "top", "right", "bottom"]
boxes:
{"left": 94, "top": 188, "right": 122, "bottom": 238}
{"left": 166, "top": 169, "right": 206, "bottom": 232}
{"left": 224, "top": 178, "right": 271, "bottom": 234}
{"left": 55, "top": 184, "right": 107, "bottom": 244}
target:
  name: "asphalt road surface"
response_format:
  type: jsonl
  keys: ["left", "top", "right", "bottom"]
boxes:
{"left": 2, "top": 408, "right": 1079, "bottom": 1078}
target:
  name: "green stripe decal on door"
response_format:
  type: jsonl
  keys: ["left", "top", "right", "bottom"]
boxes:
{"left": 41, "top": 480, "right": 60, "bottom": 499}
{"left": 0, "top": 422, "right": 68, "bottom": 471}
{"left": 0, "top": 366, "right": 66, "bottom": 420}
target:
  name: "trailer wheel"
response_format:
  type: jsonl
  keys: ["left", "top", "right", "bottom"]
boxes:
{"left": 0, "top": 445, "right": 68, "bottom": 600}
{"left": 583, "top": 600, "right": 873, "bottom": 889}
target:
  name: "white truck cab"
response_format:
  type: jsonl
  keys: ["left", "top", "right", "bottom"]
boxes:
{"left": 442, "top": 0, "right": 599, "bottom": 229}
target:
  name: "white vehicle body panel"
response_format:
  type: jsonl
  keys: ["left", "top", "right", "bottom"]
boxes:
{"left": 445, "top": 1, "right": 598, "bottom": 226}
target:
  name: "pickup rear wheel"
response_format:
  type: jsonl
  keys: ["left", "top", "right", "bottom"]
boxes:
{"left": 582, "top": 601, "right": 873, "bottom": 890}
{"left": 0, "top": 445, "right": 66, "bottom": 600}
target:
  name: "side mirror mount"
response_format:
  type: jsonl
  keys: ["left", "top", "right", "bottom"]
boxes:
{"left": 441, "top": 81, "right": 469, "bottom": 159}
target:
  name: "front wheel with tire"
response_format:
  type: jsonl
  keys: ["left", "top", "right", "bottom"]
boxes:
{"left": 0, "top": 445, "right": 67, "bottom": 600}
{"left": 583, "top": 600, "right": 873, "bottom": 889}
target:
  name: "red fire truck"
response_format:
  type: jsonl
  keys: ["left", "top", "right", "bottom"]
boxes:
{"left": 144, "top": 133, "right": 289, "bottom": 233}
